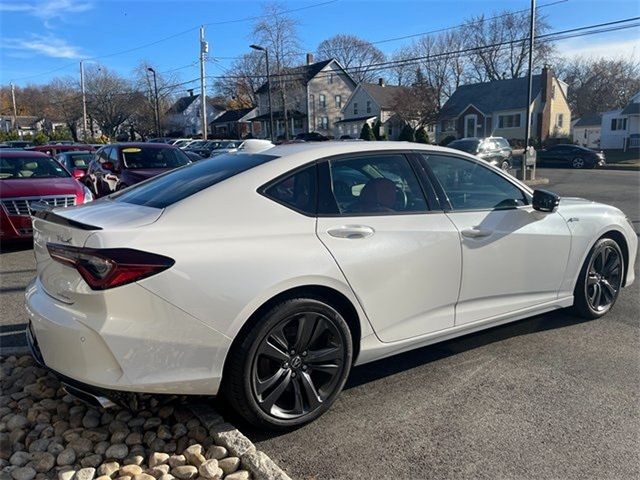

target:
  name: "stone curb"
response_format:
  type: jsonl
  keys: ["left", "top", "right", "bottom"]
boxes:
{"left": 524, "top": 177, "right": 550, "bottom": 186}
{"left": 190, "top": 404, "right": 291, "bottom": 480}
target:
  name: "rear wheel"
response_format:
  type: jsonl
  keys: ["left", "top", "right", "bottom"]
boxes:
{"left": 223, "top": 297, "right": 353, "bottom": 429}
{"left": 572, "top": 238, "right": 624, "bottom": 319}
{"left": 571, "top": 156, "right": 585, "bottom": 169}
{"left": 500, "top": 160, "right": 511, "bottom": 171}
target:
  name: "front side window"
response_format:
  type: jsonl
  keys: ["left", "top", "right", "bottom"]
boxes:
{"left": 421, "top": 154, "right": 527, "bottom": 210}
{"left": 263, "top": 164, "right": 316, "bottom": 215}
{"left": 320, "top": 153, "right": 428, "bottom": 215}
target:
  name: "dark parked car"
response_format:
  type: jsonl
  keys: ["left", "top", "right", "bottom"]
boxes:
{"left": 184, "top": 150, "right": 204, "bottom": 162}
{"left": 536, "top": 144, "right": 605, "bottom": 169}
{"left": 447, "top": 137, "right": 513, "bottom": 171}
{"left": 54, "top": 151, "right": 94, "bottom": 179}
{"left": 295, "top": 132, "right": 330, "bottom": 142}
{"left": 4, "top": 141, "right": 33, "bottom": 149}
{"left": 85, "top": 143, "right": 190, "bottom": 198}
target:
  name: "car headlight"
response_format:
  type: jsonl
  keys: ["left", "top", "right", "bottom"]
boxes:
{"left": 82, "top": 186, "right": 94, "bottom": 203}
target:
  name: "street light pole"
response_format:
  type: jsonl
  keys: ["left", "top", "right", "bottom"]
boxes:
{"left": 250, "top": 44, "right": 274, "bottom": 143}
{"left": 147, "top": 67, "right": 161, "bottom": 138}
{"left": 80, "top": 61, "right": 88, "bottom": 141}
{"left": 200, "top": 26, "right": 208, "bottom": 140}
{"left": 523, "top": 0, "right": 536, "bottom": 181}
{"left": 10, "top": 82, "right": 18, "bottom": 131}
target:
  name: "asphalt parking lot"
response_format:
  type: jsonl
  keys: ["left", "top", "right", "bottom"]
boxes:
{"left": 1, "top": 168, "right": 639, "bottom": 479}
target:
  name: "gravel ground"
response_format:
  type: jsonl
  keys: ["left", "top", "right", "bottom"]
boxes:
{"left": 0, "top": 355, "right": 275, "bottom": 480}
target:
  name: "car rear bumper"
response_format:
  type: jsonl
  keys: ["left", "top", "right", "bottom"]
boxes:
{"left": 25, "top": 277, "right": 231, "bottom": 395}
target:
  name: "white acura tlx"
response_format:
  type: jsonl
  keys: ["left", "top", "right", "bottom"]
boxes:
{"left": 26, "top": 141, "right": 636, "bottom": 429}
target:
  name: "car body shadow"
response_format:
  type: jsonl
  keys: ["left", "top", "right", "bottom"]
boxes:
{"left": 0, "top": 240, "right": 34, "bottom": 254}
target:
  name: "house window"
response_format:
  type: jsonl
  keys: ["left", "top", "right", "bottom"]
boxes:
{"left": 354, "top": 103, "right": 358, "bottom": 115}
{"left": 557, "top": 113, "right": 564, "bottom": 128}
{"left": 441, "top": 120, "right": 454, "bottom": 131}
{"left": 366, "top": 101, "right": 371, "bottom": 114}
{"left": 611, "top": 118, "right": 627, "bottom": 130}
{"left": 335, "top": 95, "right": 342, "bottom": 108}
{"left": 388, "top": 125, "right": 393, "bottom": 136}
{"left": 551, "top": 85, "right": 556, "bottom": 99}
{"left": 320, "top": 117, "right": 329, "bottom": 129}
{"left": 328, "top": 74, "right": 334, "bottom": 84}
{"left": 498, "top": 114, "right": 521, "bottom": 129}
{"left": 319, "top": 94, "right": 326, "bottom": 108}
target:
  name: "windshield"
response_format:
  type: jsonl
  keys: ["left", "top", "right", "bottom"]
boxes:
{"left": 121, "top": 146, "right": 191, "bottom": 169}
{"left": 0, "top": 155, "right": 70, "bottom": 179}
{"left": 448, "top": 140, "right": 479, "bottom": 153}
{"left": 110, "top": 153, "right": 277, "bottom": 208}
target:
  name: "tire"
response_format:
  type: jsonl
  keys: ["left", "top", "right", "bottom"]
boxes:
{"left": 500, "top": 160, "right": 511, "bottom": 171}
{"left": 571, "top": 238, "right": 624, "bottom": 319}
{"left": 223, "top": 297, "right": 353, "bottom": 429}
{"left": 571, "top": 156, "right": 586, "bottom": 169}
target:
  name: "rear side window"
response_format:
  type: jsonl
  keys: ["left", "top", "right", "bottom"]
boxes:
{"left": 263, "top": 164, "right": 317, "bottom": 215}
{"left": 111, "top": 153, "right": 277, "bottom": 208}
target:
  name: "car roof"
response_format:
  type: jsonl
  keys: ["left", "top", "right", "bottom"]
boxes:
{"left": 58, "top": 150, "right": 94, "bottom": 155}
{"left": 107, "top": 143, "right": 179, "bottom": 149}
{"left": 265, "top": 140, "right": 461, "bottom": 158}
{"left": 0, "top": 150, "right": 50, "bottom": 158}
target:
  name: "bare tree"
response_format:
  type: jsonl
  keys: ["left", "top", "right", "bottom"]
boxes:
{"left": 557, "top": 56, "right": 640, "bottom": 117}
{"left": 45, "top": 77, "right": 83, "bottom": 141}
{"left": 387, "top": 46, "right": 416, "bottom": 86}
{"left": 316, "top": 34, "right": 385, "bottom": 83}
{"left": 390, "top": 71, "right": 438, "bottom": 127}
{"left": 252, "top": 2, "right": 302, "bottom": 139}
{"left": 213, "top": 52, "right": 266, "bottom": 108}
{"left": 85, "top": 65, "right": 137, "bottom": 140}
{"left": 464, "top": 10, "right": 554, "bottom": 82}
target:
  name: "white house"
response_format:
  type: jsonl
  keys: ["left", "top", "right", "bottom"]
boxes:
{"left": 572, "top": 113, "right": 601, "bottom": 148}
{"left": 165, "top": 92, "right": 225, "bottom": 137}
{"left": 600, "top": 91, "right": 640, "bottom": 150}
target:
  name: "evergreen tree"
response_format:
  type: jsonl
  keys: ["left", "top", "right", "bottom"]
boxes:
{"left": 415, "top": 126, "right": 429, "bottom": 144}
{"left": 360, "top": 122, "right": 376, "bottom": 141}
{"left": 398, "top": 124, "right": 415, "bottom": 142}
{"left": 372, "top": 119, "right": 383, "bottom": 140}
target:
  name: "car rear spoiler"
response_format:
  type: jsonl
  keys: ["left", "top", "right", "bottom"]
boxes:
{"left": 32, "top": 206, "right": 102, "bottom": 231}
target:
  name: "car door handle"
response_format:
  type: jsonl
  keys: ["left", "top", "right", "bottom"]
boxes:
{"left": 461, "top": 227, "right": 493, "bottom": 238}
{"left": 327, "top": 225, "right": 375, "bottom": 239}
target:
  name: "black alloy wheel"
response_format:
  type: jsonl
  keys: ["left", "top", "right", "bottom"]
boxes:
{"left": 571, "top": 156, "right": 586, "bottom": 169}
{"left": 572, "top": 238, "right": 624, "bottom": 319}
{"left": 224, "top": 297, "right": 353, "bottom": 429}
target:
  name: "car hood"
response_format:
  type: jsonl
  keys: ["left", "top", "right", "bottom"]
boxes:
{"left": 0, "top": 177, "right": 82, "bottom": 198}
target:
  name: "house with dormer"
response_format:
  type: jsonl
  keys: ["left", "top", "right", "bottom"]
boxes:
{"left": 165, "top": 91, "right": 225, "bottom": 137}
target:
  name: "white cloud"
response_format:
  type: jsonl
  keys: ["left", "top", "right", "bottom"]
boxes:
{"left": 0, "top": 0, "right": 93, "bottom": 27}
{"left": 1, "top": 34, "right": 83, "bottom": 59}
{"left": 558, "top": 36, "right": 640, "bottom": 60}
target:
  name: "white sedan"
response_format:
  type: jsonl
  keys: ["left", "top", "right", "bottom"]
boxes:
{"left": 26, "top": 142, "right": 636, "bottom": 429}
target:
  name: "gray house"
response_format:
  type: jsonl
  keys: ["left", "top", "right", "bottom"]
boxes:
{"left": 254, "top": 55, "right": 357, "bottom": 139}
{"left": 165, "top": 92, "right": 225, "bottom": 137}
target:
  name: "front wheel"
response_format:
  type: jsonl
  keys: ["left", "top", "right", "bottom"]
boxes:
{"left": 572, "top": 238, "right": 624, "bottom": 319}
{"left": 500, "top": 160, "right": 511, "bottom": 171}
{"left": 223, "top": 297, "right": 353, "bottom": 429}
{"left": 571, "top": 156, "right": 586, "bottom": 169}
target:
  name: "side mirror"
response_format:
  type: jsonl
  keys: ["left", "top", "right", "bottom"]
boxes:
{"left": 101, "top": 161, "right": 115, "bottom": 171}
{"left": 72, "top": 169, "right": 85, "bottom": 179}
{"left": 532, "top": 189, "right": 560, "bottom": 213}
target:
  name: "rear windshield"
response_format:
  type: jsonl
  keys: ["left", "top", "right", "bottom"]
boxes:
{"left": 448, "top": 140, "right": 479, "bottom": 153}
{"left": 67, "top": 153, "right": 93, "bottom": 168}
{"left": 121, "top": 146, "right": 190, "bottom": 169}
{"left": 0, "top": 155, "right": 70, "bottom": 179}
{"left": 110, "top": 152, "right": 278, "bottom": 208}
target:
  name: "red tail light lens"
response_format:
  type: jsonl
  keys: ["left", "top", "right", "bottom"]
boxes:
{"left": 47, "top": 243, "right": 174, "bottom": 290}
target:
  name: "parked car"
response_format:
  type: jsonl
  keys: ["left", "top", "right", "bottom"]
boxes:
{"left": 85, "top": 143, "right": 191, "bottom": 198}
{"left": 184, "top": 150, "right": 204, "bottom": 162}
{"left": 5, "top": 141, "right": 33, "bottom": 149}
{"left": 147, "top": 138, "right": 175, "bottom": 144}
{"left": 54, "top": 151, "right": 94, "bottom": 179}
{"left": 295, "top": 132, "right": 330, "bottom": 142}
{"left": 536, "top": 144, "right": 606, "bottom": 169}
{"left": 27, "top": 144, "right": 95, "bottom": 157}
{"left": 447, "top": 137, "right": 513, "bottom": 170}
{"left": 26, "top": 142, "right": 636, "bottom": 429}
{"left": 0, "top": 150, "right": 92, "bottom": 241}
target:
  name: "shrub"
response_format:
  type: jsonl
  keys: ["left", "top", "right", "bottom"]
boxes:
{"left": 398, "top": 124, "right": 415, "bottom": 142}
{"left": 32, "top": 132, "right": 49, "bottom": 145}
{"left": 360, "top": 123, "right": 376, "bottom": 141}
{"left": 415, "top": 127, "right": 429, "bottom": 144}
{"left": 372, "top": 119, "right": 383, "bottom": 140}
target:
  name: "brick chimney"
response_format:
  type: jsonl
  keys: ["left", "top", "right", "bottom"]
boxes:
{"left": 187, "top": 89, "right": 194, "bottom": 97}
{"left": 378, "top": 78, "right": 385, "bottom": 87}
{"left": 540, "top": 65, "right": 553, "bottom": 102}
{"left": 539, "top": 65, "right": 554, "bottom": 142}
{"left": 306, "top": 53, "right": 314, "bottom": 65}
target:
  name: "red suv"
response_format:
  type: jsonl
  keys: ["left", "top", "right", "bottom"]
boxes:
{"left": 0, "top": 150, "right": 92, "bottom": 241}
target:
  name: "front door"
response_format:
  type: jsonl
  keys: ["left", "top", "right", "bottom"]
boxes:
{"left": 418, "top": 153, "right": 572, "bottom": 325}
{"left": 315, "top": 152, "right": 462, "bottom": 342}
{"left": 464, "top": 115, "right": 477, "bottom": 138}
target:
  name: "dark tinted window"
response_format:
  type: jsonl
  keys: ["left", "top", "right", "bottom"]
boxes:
{"left": 67, "top": 153, "right": 93, "bottom": 168}
{"left": 448, "top": 139, "right": 479, "bottom": 153}
{"left": 421, "top": 154, "right": 527, "bottom": 210}
{"left": 121, "top": 146, "right": 190, "bottom": 169}
{"left": 111, "top": 153, "right": 277, "bottom": 208}
{"left": 264, "top": 164, "right": 316, "bottom": 215}
{"left": 322, "top": 154, "right": 427, "bottom": 215}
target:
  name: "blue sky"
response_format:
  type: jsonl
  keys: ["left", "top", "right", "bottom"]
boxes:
{"left": 1, "top": 0, "right": 638, "bottom": 88}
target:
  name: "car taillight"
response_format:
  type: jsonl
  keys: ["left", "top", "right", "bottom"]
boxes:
{"left": 46, "top": 243, "right": 174, "bottom": 290}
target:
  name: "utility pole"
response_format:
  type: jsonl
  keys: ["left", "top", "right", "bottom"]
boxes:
{"left": 80, "top": 61, "right": 88, "bottom": 142}
{"left": 147, "top": 67, "right": 160, "bottom": 137}
{"left": 10, "top": 82, "right": 18, "bottom": 131}
{"left": 250, "top": 44, "right": 274, "bottom": 142}
{"left": 199, "top": 26, "right": 208, "bottom": 140}
{"left": 523, "top": 0, "right": 536, "bottom": 181}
